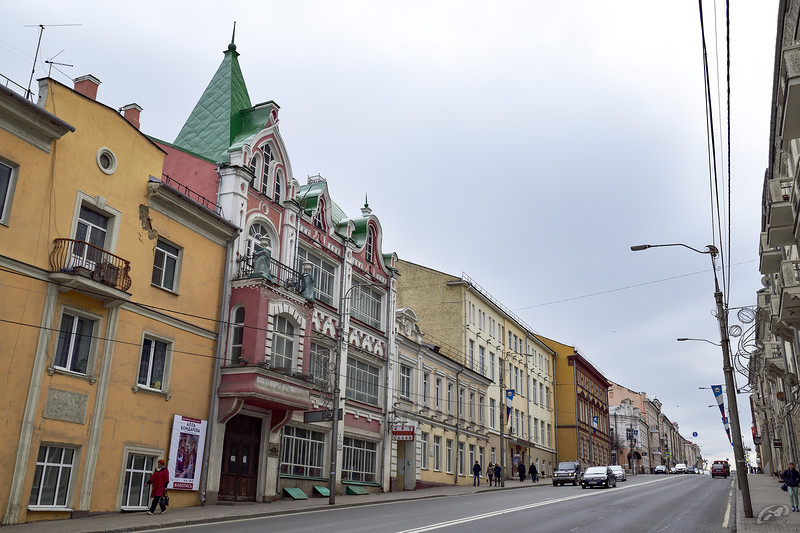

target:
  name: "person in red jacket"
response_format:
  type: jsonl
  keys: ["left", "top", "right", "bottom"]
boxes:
{"left": 145, "top": 459, "right": 170, "bottom": 514}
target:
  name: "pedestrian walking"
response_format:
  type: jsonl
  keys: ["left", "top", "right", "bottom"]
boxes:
{"left": 517, "top": 462, "right": 526, "bottom": 482}
{"left": 145, "top": 459, "right": 170, "bottom": 515}
{"left": 472, "top": 460, "right": 482, "bottom": 486}
{"left": 783, "top": 462, "right": 800, "bottom": 511}
{"left": 529, "top": 462, "right": 538, "bottom": 483}
{"left": 494, "top": 463, "right": 502, "bottom": 486}
{"left": 487, "top": 462, "right": 494, "bottom": 486}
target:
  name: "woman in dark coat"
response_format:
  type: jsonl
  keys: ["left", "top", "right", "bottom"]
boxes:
{"left": 493, "top": 463, "right": 502, "bottom": 486}
{"left": 145, "top": 459, "right": 170, "bottom": 514}
{"left": 517, "top": 461, "right": 526, "bottom": 482}
{"left": 529, "top": 462, "right": 538, "bottom": 483}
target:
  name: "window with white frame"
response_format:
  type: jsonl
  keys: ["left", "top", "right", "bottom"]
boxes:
{"left": 541, "top": 421, "right": 546, "bottom": 445}
{"left": 547, "top": 424, "right": 552, "bottom": 447}
{"left": 274, "top": 170, "right": 283, "bottom": 203}
{"left": 230, "top": 306, "right": 245, "bottom": 364}
{"left": 489, "top": 398, "right": 496, "bottom": 429}
{"left": 539, "top": 383, "right": 544, "bottom": 405}
{"left": 151, "top": 238, "right": 180, "bottom": 291}
{"left": 399, "top": 364, "right": 412, "bottom": 399}
{"left": 137, "top": 335, "right": 170, "bottom": 391}
{"left": 447, "top": 382, "right": 454, "bottom": 413}
{"left": 271, "top": 316, "right": 294, "bottom": 370}
{"left": 468, "top": 340, "right": 474, "bottom": 366}
{"left": 365, "top": 225, "right": 375, "bottom": 263}
{"left": 351, "top": 283, "right": 382, "bottom": 330}
{"left": 532, "top": 380, "right": 538, "bottom": 404}
{"left": 346, "top": 357, "right": 380, "bottom": 405}
{"left": 534, "top": 418, "right": 539, "bottom": 442}
{"left": 446, "top": 439, "right": 453, "bottom": 473}
{"left": 309, "top": 342, "right": 330, "bottom": 389}
{"left": 313, "top": 198, "right": 326, "bottom": 230}
{"left": 489, "top": 352, "right": 495, "bottom": 380}
{"left": 545, "top": 386, "right": 551, "bottom": 409}
{"left": 435, "top": 377, "right": 442, "bottom": 409}
{"left": 261, "top": 144, "right": 273, "bottom": 197}
{"left": 248, "top": 153, "right": 260, "bottom": 188}
{"left": 478, "top": 394, "right": 484, "bottom": 424}
{"left": 433, "top": 436, "right": 442, "bottom": 471}
{"left": 73, "top": 206, "right": 108, "bottom": 269}
{"left": 29, "top": 445, "right": 75, "bottom": 507}
{"left": 246, "top": 222, "right": 270, "bottom": 261}
{"left": 342, "top": 437, "right": 377, "bottom": 482}
{"left": 422, "top": 372, "right": 430, "bottom": 406}
{"left": 491, "top": 447, "right": 496, "bottom": 463}
{"left": 122, "top": 453, "right": 155, "bottom": 509}
{"left": 459, "top": 387, "right": 465, "bottom": 418}
{"left": 421, "top": 433, "right": 429, "bottom": 470}
{"left": 469, "top": 391, "right": 475, "bottom": 420}
{"left": 478, "top": 345, "right": 485, "bottom": 374}
{"left": 296, "top": 247, "right": 335, "bottom": 305}
{"left": 280, "top": 426, "right": 326, "bottom": 478}
{"left": 0, "top": 159, "right": 17, "bottom": 225}
{"left": 458, "top": 442, "right": 465, "bottom": 475}
{"left": 54, "top": 311, "right": 96, "bottom": 375}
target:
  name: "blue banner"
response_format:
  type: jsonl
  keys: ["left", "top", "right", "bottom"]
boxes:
{"left": 711, "top": 385, "right": 731, "bottom": 443}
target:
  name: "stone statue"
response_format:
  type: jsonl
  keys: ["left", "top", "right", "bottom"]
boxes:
{"left": 249, "top": 237, "right": 272, "bottom": 281}
{"left": 300, "top": 261, "right": 315, "bottom": 301}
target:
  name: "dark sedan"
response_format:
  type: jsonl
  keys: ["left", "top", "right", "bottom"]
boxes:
{"left": 580, "top": 466, "right": 617, "bottom": 489}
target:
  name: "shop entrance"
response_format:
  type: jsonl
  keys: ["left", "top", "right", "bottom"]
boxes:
{"left": 219, "top": 414, "right": 261, "bottom": 502}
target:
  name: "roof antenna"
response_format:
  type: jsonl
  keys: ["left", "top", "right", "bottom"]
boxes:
{"left": 45, "top": 49, "right": 73, "bottom": 77}
{"left": 23, "top": 23, "right": 81, "bottom": 100}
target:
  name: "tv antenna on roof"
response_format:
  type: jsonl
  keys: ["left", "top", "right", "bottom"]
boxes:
{"left": 23, "top": 23, "right": 81, "bottom": 100}
{"left": 45, "top": 50, "right": 73, "bottom": 77}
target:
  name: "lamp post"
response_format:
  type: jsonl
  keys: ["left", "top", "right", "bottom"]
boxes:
{"left": 329, "top": 282, "right": 381, "bottom": 504}
{"left": 631, "top": 242, "right": 753, "bottom": 517}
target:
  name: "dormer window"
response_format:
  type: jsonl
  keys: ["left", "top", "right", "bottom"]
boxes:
{"left": 365, "top": 225, "right": 375, "bottom": 263}
{"left": 261, "top": 144, "right": 273, "bottom": 197}
{"left": 248, "top": 154, "right": 261, "bottom": 189}
{"left": 313, "top": 198, "right": 325, "bottom": 230}
{"left": 275, "top": 170, "right": 283, "bottom": 204}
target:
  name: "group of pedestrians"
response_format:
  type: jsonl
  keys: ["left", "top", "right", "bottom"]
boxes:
{"left": 473, "top": 461, "right": 539, "bottom": 486}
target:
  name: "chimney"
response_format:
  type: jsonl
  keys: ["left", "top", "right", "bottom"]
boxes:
{"left": 121, "top": 103, "right": 143, "bottom": 130}
{"left": 74, "top": 74, "right": 101, "bottom": 100}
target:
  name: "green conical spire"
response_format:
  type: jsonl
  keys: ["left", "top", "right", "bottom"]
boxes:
{"left": 173, "top": 26, "right": 252, "bottom": 162}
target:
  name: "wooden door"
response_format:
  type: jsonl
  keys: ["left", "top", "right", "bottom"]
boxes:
{"left": 219, "top": 415, "right": 261, "bottom": 502}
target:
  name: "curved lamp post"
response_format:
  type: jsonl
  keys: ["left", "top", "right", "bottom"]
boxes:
{"left": 631, "top": 242, "right": 753, "bottom": 517}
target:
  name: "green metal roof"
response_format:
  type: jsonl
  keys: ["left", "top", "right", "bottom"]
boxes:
{"left": 173, "top": 41, "right": 252, "bottom": 162}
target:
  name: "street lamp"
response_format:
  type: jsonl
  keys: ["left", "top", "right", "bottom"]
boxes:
{"left": 329, "top": 281, "right": 382, "bottom": 504}
{"left": 677, "top": 338, "right": 721, "bottom": 346}
{"left": 631, "top": 242, "right": 753, "bottom": 517}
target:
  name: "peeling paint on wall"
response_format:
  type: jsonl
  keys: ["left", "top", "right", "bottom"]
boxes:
{"left": 139, "top": 204, "right": 158, "bottom": 240}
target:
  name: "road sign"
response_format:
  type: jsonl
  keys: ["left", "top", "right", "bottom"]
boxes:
{"left": 774, "top": 439, "right": 783, "bottom": 448}
{"left": 303, "top": 409, "right": 342, "bottom": 423}
{"left": 392, "top": 425, "right": 415, "bottom": 441}
{"left": 753, "top": 436, "right": 762, "bottom": 446}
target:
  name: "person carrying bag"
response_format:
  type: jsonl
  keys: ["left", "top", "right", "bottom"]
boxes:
{"left": 145, "top": 459, "right": 170, "bottom": 515}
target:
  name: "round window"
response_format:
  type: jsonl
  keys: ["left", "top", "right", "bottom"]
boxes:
{"left": 96, "top": 147, "right": 117, "bottom": 175}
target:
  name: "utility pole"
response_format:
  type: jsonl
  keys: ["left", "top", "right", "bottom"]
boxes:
{"left": 499, "top": 353, "right": 505, "bottom": 487}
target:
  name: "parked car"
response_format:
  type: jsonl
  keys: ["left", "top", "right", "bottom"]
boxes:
{"left": 580, "top": 466, "right": 617, "bottom": 489}
{"left": 552, "top": 461, "right": 582, "bottom": 486}
{"left": 711, "top": 460, "right": 730, "bottom": 478}
{"left": 670, "top": 467, "right": 677, "bottom": 474}
{"left": 654, "top": 465, "right": 668, "bottom": 474}
{"left": 675, "top": 463, "right": 687, "bottom": 474}
{"left": 686, "top": 466, "right": 697, "bottom": 474}
{"left": 609, "top": 465, "right": 627, "bottom": 481}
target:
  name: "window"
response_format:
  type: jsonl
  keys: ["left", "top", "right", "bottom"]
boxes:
{"left": 54, "top": 311, "right": 95, "bottom": 374}
{"left": 489, "top": 398, "right": 496, "bottom": 429}
{"left": 272, "top": 316, "right": 294, "bottom": 370}
{"left": 281, "top": 426, "right": 325, "bottom": 478}
{"left": 248, "top": 154, "right": 260, "bottom": 188}
{"left": 489, "top": 352, "right": 495, "bottom": 380}
{"left": 468, "top": 340, "right": 474, "bottom": 366}
{"left": 74, "top": 206, "right": 108, "bottom": 268}
{"left": 137, "top": 336, "right": 169, "bottom": 391}
{"left": 534, "top": 418, "right": 539, "bottom": 442}
{"left": 539, "top": 383, "right": 544, "bottom": 406}
{"left": 446, "top": 439, "right": 453, "bottom": 473}
{"left": 399, "top": 364, "right": 412, "bottom": 399}
{"left": 469, "top": 444, "right": 476, "bottom": 468}
{"left": 545, "top": 386, "right": 551, "bottom": 409}
{"left": 491, "top": 447, "right": 496, "bottom": 464}
{"left": 478, "top": 346, "right": 485, "bottom": 374}
{"left": 309, "top": 343, "right": 330, "bottom": 389}
{"left": 0, "top": 159, "right": 17, "bottom": 225}
{"left": 459, "top": 387, "right": 465, "bottom": 418}
{"left": 351, "top": 284, "right": 382, "bottom": 329}
{"left": 435, "top": 377, "right": 442, "bottom": 409}
{"left": 342, "top": 437, "right": 377, "bottom": 482}
{"left": 122, "top": 453, "right": 155, "bottom": 509}
{"left": 230, "top": 307, "right": 245, "bottom": 363}
{"left": 29, "top": 446, "right": 75, "bottom": 507}
{"left": 246, "top": 222, "right": 270, "bottom": 260}
{"left": 421, "top": 433, "right": 429, "bottom": 470}
{"left": 532, "top": 380, "right": 538, "bottom": 404}
{"left": 274, "top": 170, "right": 283, "bottom": 203}
{"left": 346, "top": 357, "right": 380, "bottom": 405}
{"left": 365, "top": 225, "right": 375, "bottom": 263}
{"left": 296, "top": 248, "right": 335, "bottom": 306}
{"left": 422, "top": 372, "right": 430, "bottom": 406}
{"left": 261, "top": 144, "right": 273, "bottom": 197}
{"left": 469, "top": 391, "right": 475, "bottom": 420}
{"left": 313, "top": 198, "right": 325, "bottom": 230}
{"left": 151, "top": 239, "right": 180, "bottom": 291}
{"left": 447, "top": 382, "right": 453, "bottom": 413}
{"left": 433, "top": 436, "right": 442, "bottom": 471}
{"left": 478, "top": 394, "right": 485, "bottom": 424}
{"left": 458, "top": 442, "right": 465, "bottom": 475}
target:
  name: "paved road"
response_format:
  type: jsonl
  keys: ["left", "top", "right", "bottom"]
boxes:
{"left": 147, "top": 474, "right": 733, "bottom": 533}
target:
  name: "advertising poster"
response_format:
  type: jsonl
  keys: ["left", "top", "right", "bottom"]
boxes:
{"left": 168, "top": 415, "right": 207, "bottom": 490}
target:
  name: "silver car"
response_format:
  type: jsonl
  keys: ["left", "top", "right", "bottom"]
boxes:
{"left": 609, "top": 465, "right": 626, "bottom": 481}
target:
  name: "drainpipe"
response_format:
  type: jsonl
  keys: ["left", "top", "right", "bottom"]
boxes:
{"left": 200, "top": 221, "right": 240, "bottom": 505}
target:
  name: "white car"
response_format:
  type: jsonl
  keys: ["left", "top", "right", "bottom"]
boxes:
{"left": 675, "top": 463, "right": 687, "bottom": 474}
{"left": 609, "top": 465, "right": 626, "bottom": 481}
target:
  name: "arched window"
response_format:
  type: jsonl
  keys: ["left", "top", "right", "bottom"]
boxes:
{"left": 272, "top": 316, "right": 294, "bottom": 370}
{"left": 230, "top": 306, "right": 245, "bottom": 363}
{"left": 313, "top": 198, "right": 325, "bottom": 230}
{"left": 247, "top": 223, "right": 269, "bottom": 258}
{"left": 365, "top": 225, "right": 375, "bottom": 263}
{"left": 274, "top": 170, "right": 283, "bottom": 204}
{"left": 248, "top": 154, "right": 261, "bottom": 190}
{"left": 261, "top": 144, "right": 273, "bottom": 197}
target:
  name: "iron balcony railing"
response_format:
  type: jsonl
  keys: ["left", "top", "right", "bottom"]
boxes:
{"left": 161, "top": 174, "right": 224, "bottom": 217}
{"left": 234, "top": 254, "right": 303, "bottom": 294}
{"left": 50, "top": 238, "right": 132, "bottom": 291}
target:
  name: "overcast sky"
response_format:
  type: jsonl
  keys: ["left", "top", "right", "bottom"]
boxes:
{"left": 3, "top": 1, "right": 779, "bottom": 464}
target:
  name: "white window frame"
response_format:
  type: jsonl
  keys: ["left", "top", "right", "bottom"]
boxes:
{"left": 346, "top": 357, "right": 380, "bottom": 406}
{"left": 230, "top": 306, "right": 245, "bottom": 364}
{"left": 422, "top": 372, "right": 430, "bottom": 407}
{"left": 52, "top": 306, "right": 101, "bottom": 378}
{"left": 151, "top": 238, "right": 181, "bottom": 292}
{"left": 135, "top": 332, "right": 172, "bottom": 393}
{"left": 399, "top": 364, "right": 412, "bottom": 399}
{"left": 435, "top": 377, "right": 442, "bottom": 410}
{"left": 421, "top": 433, "right": 429, "bottom": 470}
{"left": 458, "top": 442, "right": 465, "bottom": 476}
{"left": 296, "top": 247, "right": 336, "bottom": 306}
{"left": 341, "top": 437, "right": 378, "bottom": 483}
{"left": 0, "top": 157, "right": 18, "bottom": 226}
{"left": 280, "top": 425, "right": 326, "bottom": 478}
{"left": 120, "top": 448, "right": 158, "bottom": 510}
{"left": 309, "top": 342, "right": 331, "bottom": 389}
{"left": 489, "top": 398, "right": 496, "bottom": 430}
{"left": 446, "top": 439, "right": 453, "bottom": 474}
{"left": 260, "top": 144, "right": 273, "bottom": 197}
{"left": 69, "top": 191, "right": 121, "bottom": 258}
{"left": 350, "top": 282, "right": 383, "bottom": 330}
{"left": 29, "top": 444, "right": 78, "bottom": 509}
{"left": 433, "top": 436, "right": 442, "bottom": 471}
{"left": 271, "top": 315, "right": 296, "bottom": 370}
{"left": 274, "top": 169, "right": 283, "bottom": 204}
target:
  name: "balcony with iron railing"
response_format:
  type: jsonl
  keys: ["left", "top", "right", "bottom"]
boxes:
{"left": 781, "top": 44, "right": 800, "bottom": 146}
{"left": 767, "top": 176, "right": 794, "bottom": 247}
{"left": 233, "top": 254, "right": 305, "bottom": 296}
{"left": 779, "top": 259, "right": 800, "bottom": 328}
{"left": 760, "top": 232, "right": 783, "bottom": 275}
{"left": 48, "top": 238, "right": 132, "bottom": 294}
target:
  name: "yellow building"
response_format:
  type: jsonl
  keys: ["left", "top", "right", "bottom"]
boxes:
{"left": 395, "top": 260, "right": 556, "bottom": 481}
{"left": 0, "top": 77, "right": 236, "bottom": 524}
{"left": 540, "top": 337, "right": 611, "bottom": 469}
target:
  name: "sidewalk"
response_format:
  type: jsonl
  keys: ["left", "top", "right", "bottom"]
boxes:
{"left": 1, "top": 479, "right": 538, "bottom": 533}
{"left": 736, "top": 472, "right": 800, "bottom": 532}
